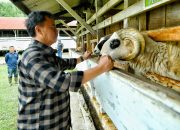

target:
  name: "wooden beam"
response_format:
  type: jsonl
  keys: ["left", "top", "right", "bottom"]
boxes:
{"left": 147, "top": 26, "right": 180, "bottom": 42}
{"left": 54, "top": 5, "right": 84, "bottom": 17}
{"left": 139, "top": 13, "right": 147, "bottom": 31}
{"left": 77, "top": 0, "right": 123, "bottom": 34}
{"left": 57, "top": 28, "right": 76, "bottom": 31}
{"left": 56, "top": 0, "right": 96, "bottom": 34}
{"left": 61, "top": 29, "right": 76, "bottom": 41}
{"left": 58, "top": 20, "right": 77, "bottom": 37}
{"left": 123, "top": 0, "right": 138, "bottom": 28}
{"left": 80, "top": 0, "right": 176, "bottom": 36}
{"left": 54, "top": 16, "right": 75, "bottom": 21}
{"left": 9, "top": 0, "right": 30, "bottom": 15}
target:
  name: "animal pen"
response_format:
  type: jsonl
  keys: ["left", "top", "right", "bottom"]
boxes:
{"left": 10, "top": 0, "right": 180, "bottom": 130}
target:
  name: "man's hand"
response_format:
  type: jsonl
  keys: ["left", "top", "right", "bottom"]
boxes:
{"left": 83, "top": 51, "right": 91, "bottom": 60}
{"left": 82, "top": 55, "right": 114, "bottom": 84}
{"left": 98, "top": 55, "right": 114, "bottom": 72}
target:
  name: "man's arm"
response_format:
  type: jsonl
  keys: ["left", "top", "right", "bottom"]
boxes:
{"left": 5, "top": 53, "right": 8, "bottom": 63}
{"left": 25, "top": 55, "right": 83, "bottom": 92}
{"left": 17, "top": 53, "right": 19, "bottom": 60}
{"left": 82, "top": 56, "right": 113, "bottom": 84}
{"left": 76, "top": 51, "right": 91, "bottom": 64}
{"left": 55, "top": 51, "right": 91, "bottom": 69}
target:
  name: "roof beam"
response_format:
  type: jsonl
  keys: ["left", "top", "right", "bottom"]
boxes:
{"left": 76, "top": 0, "right": 123, "bottom": 34}
{"left": 57, "top": 28, "right": 76, "bottom": 30}
{"left": 60, "top": 29, "right": 76, "bottom": 41}
{"left": 53, "top": 3, "right": 90, "bottom": 18}
{"left": 56, "top": 0, "right": 96, "bottom": 35}
{"left": 54, "top": 16, "right": 75, "bottom": 21}
{"left": 56, "top": 20, "right": 77, "bottom": 37}
{"left": 9, "top": 0, "right": 30, "bottom": 15}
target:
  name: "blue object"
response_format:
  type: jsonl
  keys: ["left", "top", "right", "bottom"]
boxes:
{"left": 8, "top": 67, "right": 18, "bottom": 78}
{"left": 57, "top": 41, "right": 63, "bottom": 58}
{"left": 5, "top": 52, "right": 18, "bottom": 69}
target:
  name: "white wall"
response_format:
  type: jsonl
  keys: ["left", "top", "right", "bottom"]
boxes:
{"left": 0, "top": 36, "right": 76, "bottom": 50}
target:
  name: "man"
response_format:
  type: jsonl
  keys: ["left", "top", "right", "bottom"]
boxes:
{"left": 18, "top": 11, "right": 113, "bottom": 130}
{"left": 5, "top": 46, "right": 18, "bottom": 86}
{"left": 57, "top": 39, "right": 63, "bottom": 57}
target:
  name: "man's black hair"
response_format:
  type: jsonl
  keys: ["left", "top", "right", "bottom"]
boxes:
{"left": 25, "top": 11, "right": 54, "bottom": 37}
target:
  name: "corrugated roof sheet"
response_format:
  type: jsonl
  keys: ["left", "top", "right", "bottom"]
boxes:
{"left": 0, "top": 17, "right": 26, "bottom": 30}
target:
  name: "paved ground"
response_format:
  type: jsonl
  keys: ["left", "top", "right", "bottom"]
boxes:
{"left": 64, "top": 52, "right": 96, "bottom": 130}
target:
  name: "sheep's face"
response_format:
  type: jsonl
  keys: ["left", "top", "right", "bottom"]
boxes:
{"left": 94, "top": 35, "right": 110, "bottom": 55}
{"left": 101, "top": 32, "right": 133, "bottom": 60}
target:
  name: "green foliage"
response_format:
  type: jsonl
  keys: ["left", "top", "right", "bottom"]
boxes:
{"left": 145, "top": 0, "right": 161, "bottom": 7}
{"left": 0, "top": 2, "right": 26, "bottom": 17}
{"left": 0, "top": 64, "right": 18, "bottom": 130}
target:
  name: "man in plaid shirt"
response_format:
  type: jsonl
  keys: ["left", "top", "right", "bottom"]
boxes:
{"left": 18, "top": 11, "right": 113, "bottom": 130}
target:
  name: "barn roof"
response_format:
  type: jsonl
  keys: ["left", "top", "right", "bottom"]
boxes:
{"left": 0, "top": 17, "right": 26, "bottom": 30}
{"left": 9, "top": 0, "right": 94, "bottom": 36}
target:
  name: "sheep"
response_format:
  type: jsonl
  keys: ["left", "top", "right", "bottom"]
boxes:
{"left": 97, "top": 28, "right": 180, "bottom": 82}
{"left": 93, "top": 35, "right": 111, "bottom": 55}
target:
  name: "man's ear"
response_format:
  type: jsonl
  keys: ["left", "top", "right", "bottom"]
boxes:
{"left": 35, "top": 25, "right": 43, "bottom": 36}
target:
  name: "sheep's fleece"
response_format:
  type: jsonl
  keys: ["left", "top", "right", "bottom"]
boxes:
{"left": 98, "top": 28, "right": 180, "bottom": 81}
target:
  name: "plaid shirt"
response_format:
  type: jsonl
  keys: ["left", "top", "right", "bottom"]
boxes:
{"left": 18, "top": 40, "right": 83, "bottom": 130}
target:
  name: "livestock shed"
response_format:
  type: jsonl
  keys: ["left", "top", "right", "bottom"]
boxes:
{"left": 10, "top": 0, "right": 180, "bottom": 130}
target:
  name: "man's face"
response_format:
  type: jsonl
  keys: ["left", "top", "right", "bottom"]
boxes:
{"left": 9, "top": 47, "right": 15, "bottom": 53}
{"left": 38, "top": 16, "right": 58, "bottom": 45}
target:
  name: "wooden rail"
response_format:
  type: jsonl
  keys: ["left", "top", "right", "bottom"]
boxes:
{"left": 147, "top": 26, "right": 180, "bottom": 41}
{"left": 80, "top": 0, "right": 176, "bottom": 36}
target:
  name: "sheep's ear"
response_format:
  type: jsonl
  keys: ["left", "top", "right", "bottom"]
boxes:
{"left": 118, "top": 28, "right": 145, "bottom": 60}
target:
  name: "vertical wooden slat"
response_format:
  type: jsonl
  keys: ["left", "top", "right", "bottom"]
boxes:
{"left": 166, "top": 1, "right": 180, "bottom": 27}
{"left": 86, "top": 33, "right": 92, "bottom": 52}
{"left": 139, "top": 13, "right": 147, "bottom": 31}
{"left": 123, "top": 0, "right": 138, "bottom": 28}
{"left": 148, "top": 6, "right": 166, "bottom": 30}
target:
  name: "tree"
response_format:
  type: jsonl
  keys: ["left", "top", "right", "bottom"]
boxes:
{"left": 0, "top": 2, "right": 26, "bottom": 17}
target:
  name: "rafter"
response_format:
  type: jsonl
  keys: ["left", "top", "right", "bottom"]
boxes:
{"left": 56, "top": 20, "right": 77, "bottom": 37}
{"left": 9, "top": 0, "right": 31, "bottom": 15}
{"left": 56, "top": 0, "right": 96, "bottom": 35}
{"left": 61, "top": 29, "right": 76, "bottom": 41}
{"left": 76, "top": 0, "right": 123, "bottom": 34}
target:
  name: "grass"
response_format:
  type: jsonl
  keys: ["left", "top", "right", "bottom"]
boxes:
{"left": 0, "top": 65, "right": 18, "bottom": 130}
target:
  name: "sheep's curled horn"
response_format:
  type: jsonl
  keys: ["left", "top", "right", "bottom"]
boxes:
{"left": 117, "top": 28, "right": 145, "bottom": 60}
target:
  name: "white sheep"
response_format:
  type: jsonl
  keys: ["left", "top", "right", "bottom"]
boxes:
{"left": 96, "top": 28, "right": 180, "bottom": 82}
{"left": 93, "top": 35, "right": 111, "bottom": 55}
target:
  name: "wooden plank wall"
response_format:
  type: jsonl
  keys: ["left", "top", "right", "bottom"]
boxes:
{"left": 77, "top": 1, "right": 180, "bottom": 49}
{"left": 90, "top": 1, "right": 180, "bottom": 41}
{"left": 166, "top": 1, "right": 180, "bottom": 27}
{"left": 148, "top": 1, "right": 180, "bottom": 30}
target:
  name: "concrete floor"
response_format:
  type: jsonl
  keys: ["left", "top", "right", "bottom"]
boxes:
{"left": 65, "top": 53, "right": 96, "bottom": 130}
{"left": 70, "top": 91, "right": 96, "bottom": 130}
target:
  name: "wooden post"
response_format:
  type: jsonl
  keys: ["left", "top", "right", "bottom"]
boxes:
{"left": 86, "top": 33, "right": 92, "bottom": 52}
{"left": 139, "top": 13, "right": 147, "bottom": 31}
{"left": 123, "top": 0, "right": 138, "bottom": 28}
{"left": 81, "top": 30, "right": 85, "bottom": 52}
{"left": 85, "top": 9, "right": 94, "bottom": 52}
{"left": 95, "top": 0, "right": 104, "bottom": 42}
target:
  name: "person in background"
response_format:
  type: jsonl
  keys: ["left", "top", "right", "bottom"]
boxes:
{"left": 5, "top": 46, "right": 19, "bottom": 86}
{"left": 57, "top": 39, "right": 63, "bottom": 57}
{"left": 18, "top": 11, "right": 113, "bottom": 130}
